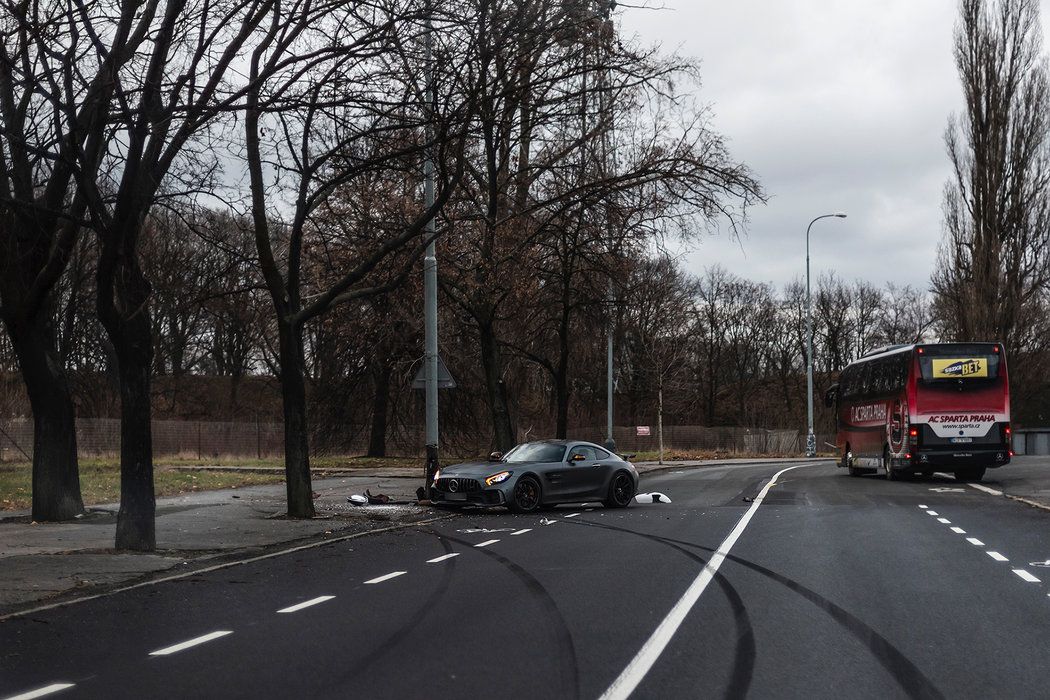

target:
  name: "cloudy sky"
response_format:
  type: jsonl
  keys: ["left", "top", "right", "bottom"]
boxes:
{"left": 623, "top": 1, "right": 1050, "bottom": 292}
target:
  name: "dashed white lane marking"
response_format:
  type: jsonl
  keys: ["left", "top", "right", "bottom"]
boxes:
{"left": 1013, "top": 569, "right": 1041, "bottom": 583}
{"left": 426, "top": 553, "right": 459, "bottom": 563}
{"left": 364, "top": 571, "right": 407, "bottom": 584}
{"left": 511, "top": 529, "right": 531, "bottom": 536}
{"left": 2, "top": 684, "right": 75, "bottom": 700}
{"left": 277, "top": 596, "right": 335, "bottom": 613}
{"left": 950, "top": 527, "right": 966, "bottom": 534}
{"left": 937, "top": 518, "right": 951, "bottom": 524}
{"left": 599, "top": 463, "right": 811, "bottom": 700}
{"left": 987, "top": 552, "right": 1009, "bottom": 562}
{"left": 149, "top": 631, "right": 233, "bottom": 656}
{"left": 565, "top": 513, "right": 581, "bottom": 518}
{"left": 474, "top": 539, "right": 500, "bottom": 548}
{"left": 926, "top": 510, "right": 938, "bottom": 516}
{"left": 918, "top": 504, "right": 928, "bottom": 509}
{"left": 966, "top": 538, "right": 985, "bottom": 546}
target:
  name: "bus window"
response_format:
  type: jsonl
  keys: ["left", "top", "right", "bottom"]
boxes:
{"left": 918, "top": 345, "right": 1001, "bottom": 384}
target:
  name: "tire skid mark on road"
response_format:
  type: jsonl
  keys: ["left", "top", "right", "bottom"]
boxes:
{"left": 442, "top": 533, "right": 581, "bottom": 700}
{"left": 327, "top": 535, "right": 458, "bottom": 686}
{"left": 561, "top": 520, "right": 757, "bottom": 700}
{"left": 569, "top": 518, "right": 946, "bottom": 700}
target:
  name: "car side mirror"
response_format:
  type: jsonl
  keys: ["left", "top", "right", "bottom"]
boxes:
{"left": 570, "top": 453, "right": 586, "bottom": 462}
{"left": 489, "top": 451, "right": 503, "bottom": 462}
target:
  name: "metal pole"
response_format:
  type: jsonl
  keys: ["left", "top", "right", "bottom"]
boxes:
{"left": 605, "top": 283, "right": 616, "bottom": 452}
{"left": 423, "top": 8, "right": 439, "bottom": 497}
{"left": 658, "top": 383, "right": 664, "bottom": 465}
{"left": 805, "top": 213, "right": 846, "bottom": 458}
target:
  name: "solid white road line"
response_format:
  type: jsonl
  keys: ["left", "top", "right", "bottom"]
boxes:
{"left": 426, "top": 553, "right": 459, "bottom": 563}
{"left": 966, "top": 483, "right": 1003, "bottom": 496}
{"left": 966, "top": 538, "right": 985, "bottom": 546}
{"left": 950, "top": 527, "right": 966, "bottom": 534}
{"left": 149, "top": 631, "right": 232, "bottom": 656}
{"left": 987, "top": 552, "right": 1009, "bottom": 562}
{"left": 364, "top": 571, "right": 407, "bottom": 584}
{"left": 926, "top": 510, "right": 938, "bottom": 516}
{"left": 565, "top": 513, "right": 581, "bottom": 518}
{"left": 599, "top": 463, "right": 809, "bottom": 700}
{"left": 277, "top": 596, "right": 335, "bottom": 613}
{"left": 1013, "top": 569, "right": 1041, "bottom": 583}
{"left": 474, "top": 539, "right": 499, "bottom": 548}
{"left": 937, "top": 518, "right": 951, "bottom": 524}
{"left": 2, "top": 684, "right": 75, "bottom": 700}
{"left": 511, "top": 529, "right": 531, "bottom": 536}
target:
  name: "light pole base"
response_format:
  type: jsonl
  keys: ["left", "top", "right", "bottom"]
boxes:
{"left": 604, "top": 437, "right": 617, "bottom": 453}
{"left": 805, "top": 431, "right": 816, "bottom": 458}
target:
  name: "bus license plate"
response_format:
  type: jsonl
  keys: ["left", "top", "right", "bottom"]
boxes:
{"left": 950, "top": 437, "right": 973, "bottom": 443}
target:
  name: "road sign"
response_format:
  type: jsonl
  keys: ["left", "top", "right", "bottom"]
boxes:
{"left": 411, "top": 355, "right": 457, "bottom": 390}
{"left": 636, "top": 426, "right": 651, "bottom": 436}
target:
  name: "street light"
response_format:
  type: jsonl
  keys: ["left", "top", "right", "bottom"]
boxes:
{"left": 806, "top": 212, "right": 847, "bottom": 458}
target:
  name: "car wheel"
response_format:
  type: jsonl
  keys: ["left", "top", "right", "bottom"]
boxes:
{"left": 509, "top": 475, "right": 542, "bottom": 513}
{"left": 954, "top": 467, "right": 986, "bottom": 483}
{"left": 604, "top": 471, "right": 635, "bottom": 508}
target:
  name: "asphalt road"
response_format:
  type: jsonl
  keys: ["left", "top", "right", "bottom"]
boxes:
{"left": 3, "top": 461, "right": 1050, "bottom": 699}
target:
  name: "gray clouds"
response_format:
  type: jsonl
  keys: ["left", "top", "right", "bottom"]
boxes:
{"left": 624, "top": 1, "right": 1044, "bottom": 291}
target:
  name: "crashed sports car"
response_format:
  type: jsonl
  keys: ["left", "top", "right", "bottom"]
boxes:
{"left": 429, "top": 439, "right": 639, "bottom": 512}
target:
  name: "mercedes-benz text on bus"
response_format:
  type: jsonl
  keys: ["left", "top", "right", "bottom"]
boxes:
{"left": 827, "top": 342, "right": 1010, "bottom": 482}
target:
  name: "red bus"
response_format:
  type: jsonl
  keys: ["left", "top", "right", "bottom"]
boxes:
{"left": 828, "top": 342, "right": 1011, "bottom": 482}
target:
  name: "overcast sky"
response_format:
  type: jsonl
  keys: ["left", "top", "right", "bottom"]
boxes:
{"left": 624, "top": 1, "right": 1050, "bottom": 293}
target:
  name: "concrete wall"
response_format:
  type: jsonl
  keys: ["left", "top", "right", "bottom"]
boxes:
{"left": 1013, "top": 430, "right": 1050, "bottom": 456}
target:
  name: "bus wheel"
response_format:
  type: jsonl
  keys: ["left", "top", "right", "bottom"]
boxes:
{"left": 884, "top": 448, "right": 901, "bottom": 481}
{"left": 955, "top": 467, "right": 986, "bottom": 483}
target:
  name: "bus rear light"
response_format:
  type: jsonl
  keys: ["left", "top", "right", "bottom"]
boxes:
{"left": 909, "top": 427, "right": 918, "bottom": 437}
{"left": 1004, "top": 424, "right": 1011, "bottom": 436}
{"left": 917, "top": 347, "right": 924, "bottom": 354}
{"left": 1010, "top": 450, "right": 1015, "bottom": 457}
{"left": 905, "top": 453, "right": 912, "bottom": 459}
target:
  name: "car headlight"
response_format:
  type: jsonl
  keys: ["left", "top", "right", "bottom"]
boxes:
{"left": 485, "top": 470, "right": 511, "bottom": 486}
{"left": 432, "top": 469, "right": 441, "bottom": 482}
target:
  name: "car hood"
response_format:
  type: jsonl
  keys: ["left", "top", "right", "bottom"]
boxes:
{"left": 439, "top": 462, "right": 510, "bottom": 478}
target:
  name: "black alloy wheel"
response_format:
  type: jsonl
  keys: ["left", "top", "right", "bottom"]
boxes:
{"left": 604, "top": 471, "right": 635, "bottom": 508}
{"left": 509, "top": 475, "right": 542, "bottom": 513}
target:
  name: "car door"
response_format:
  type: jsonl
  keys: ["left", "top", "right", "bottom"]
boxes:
{"left": 563, "top": 445, "right": 604, "bottom": 499}
{"left": 582, "top": 447, "right": 616, "bottom": 499}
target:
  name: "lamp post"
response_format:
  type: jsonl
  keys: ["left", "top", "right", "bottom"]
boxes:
{"left": 806, "top": 212, "right": 847, "bottom": 457}
{"left": 423, "top": 6, "right": 439, "bottom": 497}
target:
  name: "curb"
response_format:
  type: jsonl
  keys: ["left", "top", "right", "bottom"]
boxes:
{"left": 1004, "top": 493, "right": 1050, "bottom": 513}
{"left": 0, "top": 512, "right": 457, "bottom": 622}
{"left": 637, "top": 457, "right": 836, "bottom": 476}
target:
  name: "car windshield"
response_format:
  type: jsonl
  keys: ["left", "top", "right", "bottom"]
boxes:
{"left": 503, "top": 442, "right": 566, "bottom": 463}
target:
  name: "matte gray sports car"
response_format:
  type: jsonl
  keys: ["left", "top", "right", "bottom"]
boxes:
{"left": 430, "top": 439, "right": 639, "bottom": 512}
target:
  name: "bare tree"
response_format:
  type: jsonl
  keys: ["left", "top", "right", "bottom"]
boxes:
{"left": 933, "top": 0, "right": 1050, "bottom": 351}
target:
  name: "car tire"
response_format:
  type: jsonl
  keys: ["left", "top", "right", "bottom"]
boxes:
{"left": 508, "top": 475, "right": 542, "bottom": 513}
{"left": 954, "top": 467, "right": 986, "bottom": 483}
{"left": 604, "top": 471, "right": 635, "bottom": 508}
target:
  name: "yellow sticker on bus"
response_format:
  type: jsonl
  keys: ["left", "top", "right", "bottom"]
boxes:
{"left": 931, "top": 358, "right": 987, "bottom": 378}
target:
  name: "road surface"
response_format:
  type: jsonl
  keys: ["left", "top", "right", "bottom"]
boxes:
{"left": 3, "top": 461, "right": 1049, "bottom": 699}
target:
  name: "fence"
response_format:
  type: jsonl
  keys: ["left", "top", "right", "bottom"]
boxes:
{"left": 0, "top": 418, "right": 823, "bottom": 462}
{"left": 0, "top": 418, "right": 285, "bottom": 461}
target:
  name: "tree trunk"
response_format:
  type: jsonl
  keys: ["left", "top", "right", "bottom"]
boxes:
{"left": 478, "top": 322, "right": 516, "bottom": 451}
{"left": 5, "top": 312, "right": 84, "bottom": 521}
{"left": 278, "top": 319, "right": 315, "bottom": 518}
{"left": 367, "top": 360, "right": 391, "bottom": 457}
{"left": 113, "top": 309, "right": 156, "bottom": 551}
